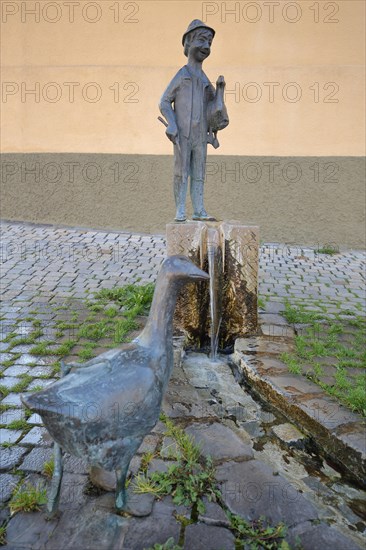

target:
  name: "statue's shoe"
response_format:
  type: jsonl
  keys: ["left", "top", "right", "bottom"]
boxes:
{"left": 174, "top": 215, "right": 187, "bottom": 222}
{"left": 192, "top": 213, "right": 216, "bottom": 221}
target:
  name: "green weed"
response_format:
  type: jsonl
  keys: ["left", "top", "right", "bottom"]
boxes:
{"left": 146, "top": 539, "right": 182, "bottom": 550}
{"left": 29, "top": 341, "right": 54, "bottom": 356}
{"left": 140, "top": 451, "right": 155, "bottom": 473}
{"left": 114, "top": 318, "right": 138, "bottom": 343}
{"left": 78, "top": 320, "right": 109, "bottom": 341}
{"left": 29, "top": 385, "right": 45, "bottom": 393}
{"left": 316, "top": 245, "right": 339, "bottom": 255}
{"left": 10, "top": 375, "right": 33, "bottom": 393}
{"left": 229, "top": 513, "right": 288, "bottom": 550}
{"left": 93, "top": 283, "right": 154, "bottom": 317}
{"left": 0, "top": 385, "right": 10, "bottom": 398}
{"left": 0, "top": 524, "right": 6, "bottom": 545}
{"left": 0, "top": 403, "right": 16, "bottom": 413}
{"left": 7, "top": 419, "right": 29, "bottom": 431}
{"left": 280, "top": 353, "right": 302, "bottom": 375}
{"left": 134, "top": 417, "right": 219, "bottom": 514}
{"left": 77, "top": 343, "right": 97, "bottom": 360}
{"left": 42, "top": 458, "right": 55, "bottom": 478}
{"left": 9, "top": 482, "right": 47, "bottom": 514}
{"left": 1, "top": 441, "right": 15, "bottom": 448}
{"left": 9, "top": 330, "right": 44, "bottom": 347}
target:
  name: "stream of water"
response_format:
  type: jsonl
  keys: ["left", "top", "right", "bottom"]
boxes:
{"left": 207, "top": 227, "right": 222, "bottom": 361}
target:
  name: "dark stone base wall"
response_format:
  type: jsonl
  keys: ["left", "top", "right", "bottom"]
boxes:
{"left": 1, "top": 153, "right": 364, "bottom": 248}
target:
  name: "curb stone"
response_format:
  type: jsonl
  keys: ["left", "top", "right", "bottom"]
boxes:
{"left": 233, "top": 315, "right": 366, "bottom": 488}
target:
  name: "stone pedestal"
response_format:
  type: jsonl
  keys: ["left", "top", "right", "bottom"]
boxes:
{"left": 166, "top": 221, "right": 210, "bottom": 348}
{"left": 166, "top": 221, "right": 259, "bottom": 351}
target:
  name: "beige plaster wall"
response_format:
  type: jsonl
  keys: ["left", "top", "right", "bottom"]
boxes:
{"left": 1, "top": 0, "right": 365, "bottom": 156}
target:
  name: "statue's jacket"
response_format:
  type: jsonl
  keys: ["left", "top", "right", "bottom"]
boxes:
{"left": 159, "top": 65, "right": 216, "bottom": 142}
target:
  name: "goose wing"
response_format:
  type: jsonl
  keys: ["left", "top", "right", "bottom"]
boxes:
{"left": 63, "top": 343, "right": 136, "bottom": 370}
{"left": 22, "top": 346, "right": 162, "bottom": 438}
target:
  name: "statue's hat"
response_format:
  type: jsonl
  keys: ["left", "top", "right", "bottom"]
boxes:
{"left": 182, "top": 19, "right": 215, "bottom": 46}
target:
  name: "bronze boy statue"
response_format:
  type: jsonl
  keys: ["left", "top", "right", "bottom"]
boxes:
{"left": 159, "top": 20, "right": 229, "bottom": 222}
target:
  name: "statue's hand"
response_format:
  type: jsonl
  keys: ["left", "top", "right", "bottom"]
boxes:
{"left": 166, "top": 124, "right": 178, "bottom": 144}
{"left": 216, "top": 75, "right": 226, "bottom": 89}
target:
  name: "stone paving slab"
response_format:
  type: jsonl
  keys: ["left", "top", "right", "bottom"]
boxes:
{"left": 0, "top": 447, "right": 27, "bottom": 471}
{"left": 185, "top": 422, "right": 254, "bottom": 463}
{"left": 286, "top": 521, "right": 362, "bottom": 550}
{"left": 0, "top": 474, "right": 18, "bottom": 504}
{"left": 216, "top": 459, "right": 318, "bottom": 527}
{"left": 184, "top": 524, "right": 235, "bottom": 549}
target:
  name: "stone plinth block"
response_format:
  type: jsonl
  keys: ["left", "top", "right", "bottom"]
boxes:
{"left": 167, "top": 222, "right": 209, "bottom": 347}
{"left": 166, "top": 221, "right": 259, "bottom": 350}
{"left": 221, "top": 222, "right": 259, "bottom": 344}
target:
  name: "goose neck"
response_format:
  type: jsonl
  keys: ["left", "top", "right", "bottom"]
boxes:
{"left": 138, "top": 273, "right": 180, "bottom": 349}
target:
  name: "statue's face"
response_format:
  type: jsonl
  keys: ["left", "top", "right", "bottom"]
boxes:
{"left": 188, "top": 29, "right": 213, "bottom": 62}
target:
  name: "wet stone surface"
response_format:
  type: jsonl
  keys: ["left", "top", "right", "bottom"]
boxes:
{"left": 217, "top": 459, "right": 319, "bottom": 527}
{"left": 123, "top": 498, "right": 182, "bottom": 550}
{"left": 272, "top": 423, "right": 306, "bottom": 447}
{"left": 286, "top": 521, "right": 362, "bottom": 550}
{"left": 184, "top": 523, "right": 235, "bottom": 549}
{"left": 185, "top": 422, "right": 254, "bottom": 463}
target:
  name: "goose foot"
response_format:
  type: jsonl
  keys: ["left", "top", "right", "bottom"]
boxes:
{"left": 46, "top": 443, "right": 63, "bottom": 519}
{"left": 115, "top": 487, "right": 127, "bottom": 512}
{"left": 115, "top": 466, "right": 129, "bottom": 512}
{"left": 46, "top": 364, "right": 68, "bottom": 519}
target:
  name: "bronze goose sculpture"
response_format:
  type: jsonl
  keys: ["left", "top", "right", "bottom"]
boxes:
{"left": 22, "top": 255, "right": 209, "bottom": 513}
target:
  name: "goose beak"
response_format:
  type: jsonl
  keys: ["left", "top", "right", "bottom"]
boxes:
{"left": 190, "top": 267, "right": 210, "bottom": 281}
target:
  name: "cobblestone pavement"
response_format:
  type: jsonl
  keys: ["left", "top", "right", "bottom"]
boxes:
{"left": 1, "top": 221, "right": 364, "bottom": 312}
{"left": 0, "top": 220, "right": 365, "bottom": 549}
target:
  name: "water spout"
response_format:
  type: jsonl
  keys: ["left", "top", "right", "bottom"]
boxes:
{"left": 207, "top": 227, "right": 222, "bottom": 361}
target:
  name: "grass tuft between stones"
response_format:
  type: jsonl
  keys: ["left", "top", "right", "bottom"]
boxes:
{"left": 42, "top": 458, "right": 55, "bottom": 479}
{"left": 9, "top": 482, "right": 47, "bottom": 515}
{"left": 0, "top": 524, "right": 7, "bottom": 545}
